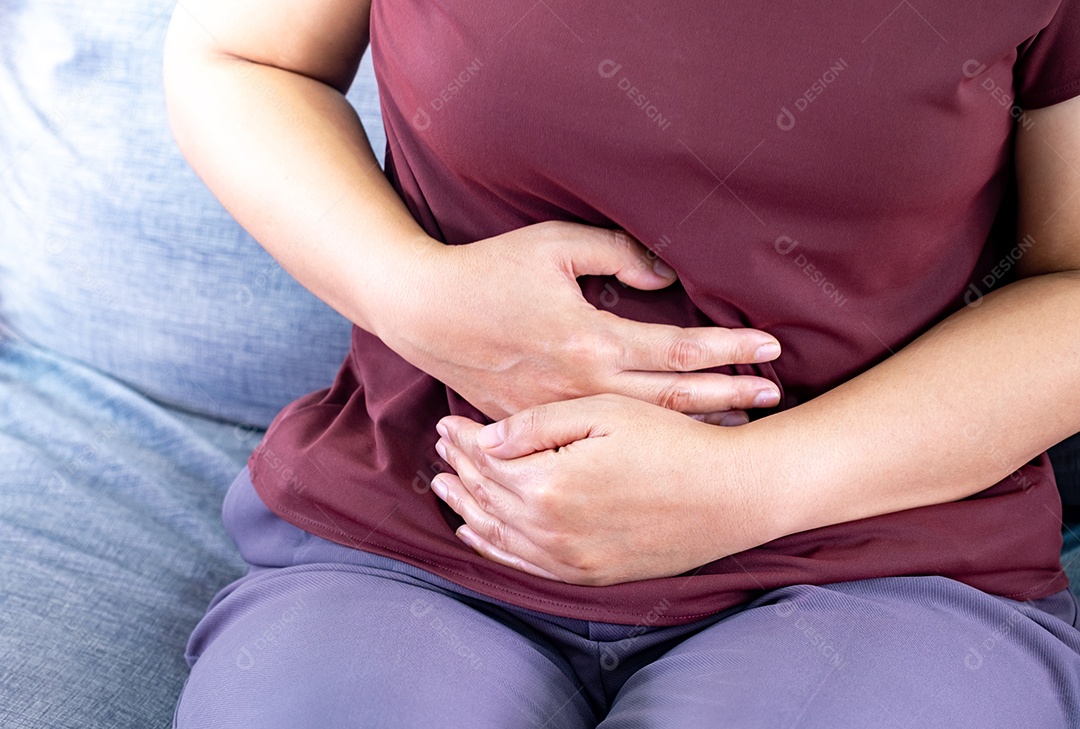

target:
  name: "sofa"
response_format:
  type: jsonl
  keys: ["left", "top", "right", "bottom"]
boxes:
{"left": 0, "top": 2, "right": 383, "bottom": 726}
{"left": 0, "top": 3, "right": 1077, "bottom": 727}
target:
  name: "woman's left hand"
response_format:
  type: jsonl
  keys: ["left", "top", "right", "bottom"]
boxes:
{"left": 432, "top": 393, "right": 784, "bottom": 586}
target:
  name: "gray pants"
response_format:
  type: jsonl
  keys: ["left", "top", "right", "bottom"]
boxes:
{"left": 175, "top": 468, "right": 1080, "bottom": 728}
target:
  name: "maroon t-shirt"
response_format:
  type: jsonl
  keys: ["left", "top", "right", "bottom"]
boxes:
{"left": 250, "top": 1, "right": 1080, "bottom": 626}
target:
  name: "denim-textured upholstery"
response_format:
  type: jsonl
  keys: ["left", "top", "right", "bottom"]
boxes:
{"left": 0, "top": 2, "right": 386, "bottom": 726}
{"left": 0, "top": 0, "right": 386, "bottom": 428}
{"left": 0, "top": 337, "right": 255, "bottom": 728}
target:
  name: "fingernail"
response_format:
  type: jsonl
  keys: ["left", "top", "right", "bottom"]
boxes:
{"left": 435, "top": 439, "right": 447, "bottom": 460}
{"left": 652, "top": 258, "right": 677, "bottom": 278}
{"left": 456, "top": 525, "right": 476, "bottom": 547}
{"left": 754, "top": 342, "right": 781, "bottom": 361}
{"left": 436, "top": 420, "right": 449, "bottom": 438}
{"left": 476, "top": 421, "right": 505, "bottom": 448}
{"left": 431, "top": 476, "right": 447, "bottom": 501}
{"left": 720, "top": 412, "right": 750, "bottom": 426}
{"left": 753, "top": 389, "right": 781, "bottom": 408}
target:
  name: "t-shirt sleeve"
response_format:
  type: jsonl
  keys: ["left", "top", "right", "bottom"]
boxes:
{"left": 1015, "top": 0, "right": 1080, "bottom": 109}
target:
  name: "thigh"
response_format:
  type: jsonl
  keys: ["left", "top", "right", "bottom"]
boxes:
{"left": 175, "top": 565, "right": 595, "bottom": 729}
{"left": 599, "top": 576, "right": 1080, "bottom": 729}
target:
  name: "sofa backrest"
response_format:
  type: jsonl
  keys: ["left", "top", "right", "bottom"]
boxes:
{"left": 0, "top": 0, "right": 387, "bottom": 428}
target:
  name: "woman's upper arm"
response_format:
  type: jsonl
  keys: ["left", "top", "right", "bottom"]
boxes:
{"left": 1015, "top": 94, "right": 1080, "bottom": 277}
{"left": 165, "top": 0, "right": 372, "bottom": 93}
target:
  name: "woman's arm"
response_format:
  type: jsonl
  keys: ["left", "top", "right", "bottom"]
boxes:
{"left": 428, "top": 95, "right": 1080, "bottom": 585}
{"left": 162, "top": 0, "right": 783, "bottom": 422}
{"left": 163, "top": 0, "right": 432, "bottom": 333}
{"left": 761, "top": 94, "right": 1080, "bottom": 537}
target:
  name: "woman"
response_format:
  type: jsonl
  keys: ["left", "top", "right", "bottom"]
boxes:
{"left": 164, "top": 1, "right": 1080, "bottom": 725}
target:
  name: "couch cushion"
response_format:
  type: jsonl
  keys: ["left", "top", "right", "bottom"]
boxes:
{"left": 0, "top": 0, "right": 387, "bottom": 428}
{"left": 0, "top": 336, "right": 253, "bottom": 728}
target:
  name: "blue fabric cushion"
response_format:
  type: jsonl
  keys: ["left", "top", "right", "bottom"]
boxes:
{"left": 0, "top": 0, "right": 386, "bottom": 428}
{"left": 0, "top": 336, "right": 253, "bottom": 728}
{"left": 0, "top": 5, "right": 387, "bottom": 725}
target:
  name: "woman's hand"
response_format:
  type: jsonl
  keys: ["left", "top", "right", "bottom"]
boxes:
{"left": 429, "top": 393, "right": 785, "bottom": 585}
{"left": 376, "top": 220, "right": 782, "bottom": 421}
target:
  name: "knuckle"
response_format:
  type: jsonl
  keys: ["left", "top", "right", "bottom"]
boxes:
{"left": 531, "top": 488, "right": 557, "bottom": 516}
{"left": 530, "top": 221, "right": 566, "bottom": 255}
{"left": 488, "top": 518, "right": 509, "bottom": 550}
{"left": 734, "top": 335, "right": 763, "bottom": 364}
{"left": 471, "top": 449, "right": 495, "bottom": 477}
{"left": 592, "top": 327, "right": 622, "bottom": 366}
{"left": 656, "top": 382, "right": 696, "bottom": 412}
{"left": 470, "top": 478, "right": 492, "bottom": 511}
{"left": 455, "top": 458, "right": 480, "bottom": 487}
{"left": 722, "top": 391, "right": 749, "bottom": 412}
{"left": 561, "top": 329, "right": 595, "bottom": 365}
{"left": 545, "top": 220, "right": 580, "bottom": 246}
{"left": 610, "top": 227, "right": 635, "bottom": 254}
{"left": 594, "top": 329, "right": 632, "bottom": 376}
{"left": 530, "top": 483, "right": 557, "bottom": 517}
{"left": 665, "top": 336, "right": 706, "bottom": 372}
{"left": 516, "top": 407, "right": 545, "bottom": 439}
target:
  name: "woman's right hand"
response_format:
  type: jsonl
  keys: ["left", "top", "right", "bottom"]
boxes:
{"left": 374, "top": 220, "right": 783, "bottom": 422}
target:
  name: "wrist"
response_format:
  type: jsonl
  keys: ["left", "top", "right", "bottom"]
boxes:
{"left": 699, "top": 413, "right": 820, "bottom": 549}
{"left": 741, "top": 408, "right": 848, "bottom": 542}
{"left": 362, "top": 233, "right": 448, "bottom": 342}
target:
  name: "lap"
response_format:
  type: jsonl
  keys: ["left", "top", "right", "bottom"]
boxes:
{"left": 600, "top": 575, "right": 1080, "bottom": 728}
{"left": 186, "top": 468, "right": 1080, "bottom": 728}
{"left": 175, "top": 565, "right": 1080, "bottom": 729}
{"left": 174, "top": 565, "right": 595, "bottom": 729}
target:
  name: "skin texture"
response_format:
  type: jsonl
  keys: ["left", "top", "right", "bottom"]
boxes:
{"left": 165, "top": 1, "right": 1080, "bottom": 585}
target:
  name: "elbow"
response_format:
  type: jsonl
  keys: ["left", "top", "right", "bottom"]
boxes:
{"left": 161, "top": 9, "right": 204, "bottom": 156}
{"left": 161, "top": 8, "right": 244, "bottom": 166}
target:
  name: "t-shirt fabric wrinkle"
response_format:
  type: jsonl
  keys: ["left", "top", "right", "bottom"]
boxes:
{"left": 249, "top": 0, "right": 1080, "bottom": 626}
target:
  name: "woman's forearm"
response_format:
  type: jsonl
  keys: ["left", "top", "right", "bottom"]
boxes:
{"left": 745, "top": 270, "right": 1080, "bottom": 539}
{"left": 162, "top": 8, "right": 437, "bottom": 336}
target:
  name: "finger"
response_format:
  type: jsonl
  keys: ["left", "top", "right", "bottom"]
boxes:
{"left": 435, "top": 436, "right": 522, "bottom": 517}
{"left": 432, "top": 472, "right": 560, "bottom": 579}
{"left": 455, "top": 525, "right": 565, "bottom": 582}
{"left": 689, "top": 410, "right": 750, "bottom": 426}
{"left": 617, "top": 371, "right": 781, "bottom": 413}
{"left": 437, "top": 416, "right": 535, "bottom": 484}
{"left": 612, "top": 320, "right": 781, "bottom": 372}
{"left": 443, "top": 400, "right": 600, "bottom": 461}
{"left": 555, "top": 224, "right": 678, "bottom": 291}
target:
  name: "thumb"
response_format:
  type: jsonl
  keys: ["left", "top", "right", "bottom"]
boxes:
{"left": 565, "top": 228, "right": 678, "bottom": 291}
{"left": 476, "top": 399, "right": 604, "bottom": 459}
